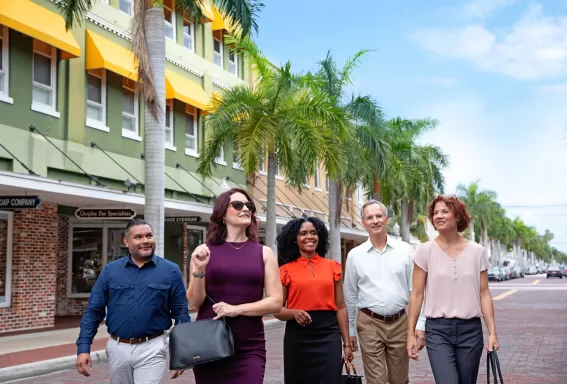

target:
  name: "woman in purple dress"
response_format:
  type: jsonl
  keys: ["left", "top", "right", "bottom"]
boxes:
{"left": 186, "top": 188, "right": 282, "bottom": 384}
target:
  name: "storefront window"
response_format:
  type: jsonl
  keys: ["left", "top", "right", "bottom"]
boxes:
{"left": 0, "top": 212, "right": 13, "bottom": 307}
{"left": 186, "top": 227, "right": 205, "bottom": 279}
{"left": 107, "top": 228, "right": 128, "bottom": 263}
{"left": 71, "top": 228, "right": 103, "bottom": 295}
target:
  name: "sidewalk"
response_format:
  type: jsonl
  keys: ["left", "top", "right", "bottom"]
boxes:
{"left": 0, "top": 314, "right": 284, "bottom": 383}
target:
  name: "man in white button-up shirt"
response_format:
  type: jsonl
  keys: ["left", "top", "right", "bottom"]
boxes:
{"left": 344, "top": 200, "right": 425, "bottom": 384}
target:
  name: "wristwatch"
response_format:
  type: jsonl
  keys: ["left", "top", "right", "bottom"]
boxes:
{"left": 192, "top": 269, "right": 205, "bottom": 278}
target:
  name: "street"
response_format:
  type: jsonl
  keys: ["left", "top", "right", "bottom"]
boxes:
{"left": 10, "top": 275, "right": 567, "bottom": 384}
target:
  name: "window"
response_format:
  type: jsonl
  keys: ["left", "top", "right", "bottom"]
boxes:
{"left": 68, "top": 224, "right": 128, "bottom": 298}
{"left": 163, "top": 0, "right": 176, "bottom": 41}
{"left": 121, "top": 78, "right": 140, "bottom": 140}
{"left": 165, "top": 100, "right": 175, "bottom": 150}
{"left": 185, "top": 105, "right": 198, "bottom": 156}
{"left": 326, "top": 174, "right": 330, "bottom": 192}
{"left": 86, "top": 69, "right": 107, "bottom": 131}
{"left": 0, "top": 26, "right": 12, "bottom": 104}
{"left": 186, "top": 226, "right": 206, "bottom": 297}
{"left": 214, "top": 38, "right": 222, "bottom": 66}
{"left": 0, "top": 212, "right": 13, "bottom": 308}
{"left": 215, "top": 147, "right": 226, "bottom": 165}
{"left": 233, "top": 141, "right": 242, "bottom": 170}
{"left": 228, "top": 51, "right": 237, "bottom": 75}
{"left": 183, "top": 19, "right": 194, "bottom": 51}
{"left": 259, "top": 158, "right": 266, "bottom": 174}
{"left": 119, "top": 0, "right": 133, "bottom": 16}
{"left": 32, "top": 40, "right": 59, "bottom": 117}
{"left": 314, "top": 168, "right": 320, "bottom": 190}
{"left": 70, "top": 227, "right": 103, "bottom": 295}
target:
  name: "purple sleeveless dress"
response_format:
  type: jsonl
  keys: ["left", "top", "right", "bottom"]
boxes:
{"left": 192, "top": 240, "right": 266, "bottom": 384}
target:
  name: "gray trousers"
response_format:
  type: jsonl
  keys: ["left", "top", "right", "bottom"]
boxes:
{"left": 425, "top": 317, "right": 484, "bottom": 384}
{"left": 105, "top": 334, "right": 168, "bottom": 384}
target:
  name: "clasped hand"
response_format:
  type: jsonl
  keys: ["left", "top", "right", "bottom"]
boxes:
{"left": 212, "top": 302, "right": 242, "bottom": 320}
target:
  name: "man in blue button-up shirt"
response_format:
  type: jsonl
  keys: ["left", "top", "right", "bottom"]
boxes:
{"left": 76, "top": 218, "right": 190, "bottom": 383}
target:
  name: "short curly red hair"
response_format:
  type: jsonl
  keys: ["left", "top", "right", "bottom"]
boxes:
{"left": 428, "top": 195, "right": 471, "bottom": 233}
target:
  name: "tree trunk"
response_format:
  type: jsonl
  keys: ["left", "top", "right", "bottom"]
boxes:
{"left": 372, "top": 177, "right": 381, "bottom": 201}
{"left": 400, "top": 199, "right": 411, "bottom": 243}
{"left": 407, "top": 200, "right": 414, "bottom": 227}
{"left": 265, "top": 153, "right": 277, "bottom": 255}
{"left": 143, "top": 8, "right": 166, "bottom": 258}
{"left": 328, "top": 180, "right": 342, "bottom": 264}
{"left": 469, "top": 218, "right": 475, "bottom": 241}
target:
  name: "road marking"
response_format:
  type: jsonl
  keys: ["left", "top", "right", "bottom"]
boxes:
{"left": 532, "top": 279, "right": 540, "bottom": 285}
{"left": 492, "top": 289, "right": 518, "bottom": 301}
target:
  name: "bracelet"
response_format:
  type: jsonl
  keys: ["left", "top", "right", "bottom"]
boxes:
{"left": 343, "top": 343, "right": 352, "bottom": 348}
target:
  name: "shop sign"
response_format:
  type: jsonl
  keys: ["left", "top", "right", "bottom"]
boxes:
{"left": 0, "top": 195, "right": 42, "bottom": 210}
{"left": 165, "top": 216, "right": 202, "bottom": 223}
{"left": 75, "top": 208, "right": 137, "bottom": 220}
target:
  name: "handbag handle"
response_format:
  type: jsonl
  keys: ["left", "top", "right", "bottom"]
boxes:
{"left": 487, "top": 350, "right": 503, "bottom": 383}
{"left": 350, "top": 360, "right": 358, "bottom": 376}
{"left": 343, "top": 359, "right": 351, "bottom": 375}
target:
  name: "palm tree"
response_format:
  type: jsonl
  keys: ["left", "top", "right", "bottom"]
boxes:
{"left": 57, "top": 0, "right": 262, "bottom": 257}
{"left": 457, "top": 180, "right": 498, "bottom": 242}
{"left": 379, "top": 118, "right": 448, "bottom": 243}
{"left": 196, "top": 38, "right": 349, "bottom": 254}
{"left": 308, "top": 50, "right": 391, "bottom": 262}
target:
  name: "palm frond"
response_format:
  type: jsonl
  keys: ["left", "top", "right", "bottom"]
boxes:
{"left": 212, "top": 0, "right": 264, "bottom": 37}
{"left": 56, "top": 0, "right": 94, "bottom": 30}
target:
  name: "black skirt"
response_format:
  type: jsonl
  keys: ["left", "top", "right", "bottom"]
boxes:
{"left": 283, "top": 310, "right": 342, "bottom": 384}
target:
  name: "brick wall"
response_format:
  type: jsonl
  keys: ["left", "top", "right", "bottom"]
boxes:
{"left": 56, "top": 215, "right": 89, "bottom": 316}
{"left": 0, "top": 203, "right": 58, "bottom": 333}
{"left": 0, "top": 220, "right": 7, "bottom": 299}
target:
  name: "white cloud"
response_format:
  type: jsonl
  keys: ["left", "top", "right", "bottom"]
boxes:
{"left": 461, "top": 0, "right": 519, "bottom": 19}
{"left": 412, "top": 3, "right": 567, "bottom": 80}
{"left": 538, "top": 83, "right": 567, "bottom": 93}
{"left": 411, "top": 94, "right": 567, "bottom": 251}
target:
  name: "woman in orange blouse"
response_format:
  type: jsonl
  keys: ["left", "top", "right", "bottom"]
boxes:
{"left": 275, "top": 217, "right": 353, "bottom": 384}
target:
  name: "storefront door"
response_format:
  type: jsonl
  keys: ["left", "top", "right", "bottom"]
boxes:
{"left": 186, "top": 226, "right": 206, "bottom": 280}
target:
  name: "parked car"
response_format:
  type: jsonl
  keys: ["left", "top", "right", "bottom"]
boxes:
{"left": 488, "top": 267, "right": 504, "bottom": 282}
{"left": 547, "top": 266, "right": 563, "bottom": 279}
{"left": 514, "top": 267, "right": 524, "bottom": 278}
{"left": 559, "top": 266, "right": 566, "bottom": 277}
{"left": 500, "top": 267, "right": 511, "bottom": 281}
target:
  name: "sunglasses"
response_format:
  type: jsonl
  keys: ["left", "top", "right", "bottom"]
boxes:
{"left": 229, "top": 201, "right": 255, "bottom": 212}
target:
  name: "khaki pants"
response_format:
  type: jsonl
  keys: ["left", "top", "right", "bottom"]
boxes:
{"left": 356, "top": 310, "right": 409, "bottom": 384}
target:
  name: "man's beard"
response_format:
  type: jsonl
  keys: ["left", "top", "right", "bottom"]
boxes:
{"left": 131, "top": 248, "right": 154, "bottom": 260}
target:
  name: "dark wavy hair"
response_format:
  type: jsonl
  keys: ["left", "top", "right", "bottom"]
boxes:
{"left": 428, "top": 195, "right": 471, "bottom": 233}
{"left": 206, "top": 188, "right": 259, "bottom": 245}
{"left": 276, "top": 217, "right": 329, "bottom": 267}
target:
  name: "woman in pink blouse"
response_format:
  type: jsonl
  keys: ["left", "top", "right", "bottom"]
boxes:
{"left": 407, "top": 195, "right": 500, "bottom": 384}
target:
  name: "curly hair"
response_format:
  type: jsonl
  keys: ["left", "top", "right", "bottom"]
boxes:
{"left": 276, "top": 217, "right": 330, "bottom": 267}
{"left": 428, "top": 195, "right": 471, "bottom": 233}
{"left": 206, "top": 188, "right": 259, "bottom": 245}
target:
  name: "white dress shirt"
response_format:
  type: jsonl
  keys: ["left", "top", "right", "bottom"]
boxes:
{"left": 344, "top": 236, "right": 426, "bottom": 336}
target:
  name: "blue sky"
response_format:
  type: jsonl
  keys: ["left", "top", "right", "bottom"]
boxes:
{"left": 254, "top": 0, "right": 567, "bottom": 252}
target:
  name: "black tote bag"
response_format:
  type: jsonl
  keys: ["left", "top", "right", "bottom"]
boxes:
{"left": 341, "top": 360, "right": 363, "bottom": 384}
{"left": 168, "top": 296, "right": 235, "bottom": 371}
{"left": 487, "top": 349, "right": 504, "bottom": 383}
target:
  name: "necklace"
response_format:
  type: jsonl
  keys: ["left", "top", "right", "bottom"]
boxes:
{"left": 225, "top": 239, "right": 249, "bottom": 250}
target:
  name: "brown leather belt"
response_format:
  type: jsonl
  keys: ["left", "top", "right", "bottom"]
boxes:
{"left": 110, "top": 332, "right": 164, "bottom": 344}
{"left": 360, "top": 308, "right": 405, "bottom": 322}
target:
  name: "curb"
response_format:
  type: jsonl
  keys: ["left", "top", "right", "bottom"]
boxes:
{"left": 0, "top": 319, "right": 284, "bottom": 383}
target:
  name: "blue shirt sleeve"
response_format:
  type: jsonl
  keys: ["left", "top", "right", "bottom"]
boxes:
{"left": 169, "top": 265, "right": 190, "bottom": 324}
{"left": 76, "top": 265, "right": 109, "bottom": 355}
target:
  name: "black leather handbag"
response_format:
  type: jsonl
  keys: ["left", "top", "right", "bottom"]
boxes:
{"left": 487, "top": 349, "right": 504, "bottom": 383}
{"left": 168, "top": 296, "right": 235, "bottom": 371}
{"left": 341, "top": 360, "right": 363, "bottom": 384}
